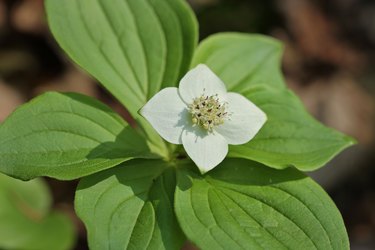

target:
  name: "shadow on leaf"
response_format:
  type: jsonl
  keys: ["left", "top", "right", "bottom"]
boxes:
{"left": 177, "top": 158, "right": 306, "bottom": 191}
{"left": 86, "top": 126, "right": 155, "bottom": 161}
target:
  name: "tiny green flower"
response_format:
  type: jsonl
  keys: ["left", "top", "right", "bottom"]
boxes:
{"left": 140, "top": 64, "right": 267, "bottom": 174}
{"left": 189, "top": 94, "right": 228, "bottom": 131}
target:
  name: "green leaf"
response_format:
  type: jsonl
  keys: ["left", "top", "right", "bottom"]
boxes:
{"left": 137, "top": 117, "right": 171, "bottom": 161}
{"left": 75, "top": 159, "right": 185, "bottom": 250}
{"left": 0, "top": 92, "right": 153, "bottom": 180}
{"left": 228, "top": 85, "right": 355, "bottom": 171}
{"left": 0, "top": 173, "right": 75, "bottom": 250}
{"left": 192, "top": 33, "right": 285, "bottom": 91}
{"left": 175, "top": 158, "right": 349, "bottom": 250}
{"left": 46, "top": 0, "right": 198, "bottom": 117}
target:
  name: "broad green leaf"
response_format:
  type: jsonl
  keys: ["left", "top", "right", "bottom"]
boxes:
{"left": 0, "top": 173, "right": 75, "bottom": 250}
{"left": 192, "top": 32, "right": 285, "bottom": 92}
{"left": 75, "top": 159, "right": 185, "bottom": 250}
{"left": 175, "top": 158, "right": 349, "bottom": 250}
{"left": 228, "top": 85, "right": 355, "bottom": 171}
{"left": 46, "top": 0, "right": 198, "bottom": 117}
{"left": 0, "top": 92, "right": 153, "bottom": 180}
{"left": 137, "top": 117, "right": 171, "bottom": 160}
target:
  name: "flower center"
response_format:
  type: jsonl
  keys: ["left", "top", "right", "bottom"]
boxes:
{"left": 188, "top": 94, "right": 228, "bottom": 131}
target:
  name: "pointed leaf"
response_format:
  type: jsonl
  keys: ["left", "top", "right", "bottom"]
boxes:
{"left": 192, "top": 33, "right": 285, "bottom": 92}
{"left": 228, "top": 85, "right": 355, "bottom": 171}
{"left": 175, "top": 158, "right": 349, "bottom": 250}
{"left": 0, "top": 173, "right": 75, "bottom": 250}
{"left": 0, "top": 92, "right": 152, "bottom": 180}
{"left": 75, "top": 159, "right": 185, "bottom": 250}
{"left": 46, "top": 0, "right": 198, "bottom": 116}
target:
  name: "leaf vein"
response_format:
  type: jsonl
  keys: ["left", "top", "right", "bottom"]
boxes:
{"left": 219, "top": 186, "right": 319, "bottom": 249}
{"left": 273, "top": 185, "right": 332, "bottom": 248}
{"left": 75, "top": 0, "right": 144, "bottom": 102}
{"left": 214, "top": 188, "right": 288, "bottom": 249}
{"left": 121, "top": 0, "right": 149, "bottom": 96}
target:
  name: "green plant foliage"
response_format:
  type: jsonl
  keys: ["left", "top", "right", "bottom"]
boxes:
{"left": 75, "top": 160, "right": 185, "bottom": 250}
{"left": 175, "top": 158, "right": 349, "bottom": 250}
{"left": 45, "top": 0, "right": 198, "bottom": 117}
{"left": 0, "top": 173, "right": 75, "bottom": 250}
{"left": 0, "top": 0, "right": 355, "bottom": 249}
{"left": 228, "top": 85, "right": 355, "bottom": 170}
{"left": 0, "top": 92, "right": 153, "bottom": 180}
{"left": 192, "top": 33, "right": 355, "bottom": 170}
{"left": 192, "top": 33, "right": 285, "bottom": 91}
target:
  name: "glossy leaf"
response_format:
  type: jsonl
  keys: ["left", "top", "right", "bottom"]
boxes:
{"left": 192, "top": 33, "right": 285, "bottom": 92}
{"left": 75, "top": 159, "right": 185, "bottom": 250}
{"left": 228, "top": 85, "right": 355, "bottom": 170}
{"left": 0, "top": 173, "right": 75, "bottom": 250}
{"left": 46, "top": 0, "right": 198, "bottom": 116}
{"left": 175, "top": 158, "right": 349, "bottom": 250}
{"left": 0, "top": 92, "right": 152, "bottom": 180}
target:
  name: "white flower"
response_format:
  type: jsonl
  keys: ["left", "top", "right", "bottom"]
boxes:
{"left": 140, "top": 64, "right": 267, "bottom": 174}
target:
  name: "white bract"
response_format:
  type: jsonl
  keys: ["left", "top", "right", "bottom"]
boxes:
{"left": 140, "top": 64, "right": 267, "bottom": 174}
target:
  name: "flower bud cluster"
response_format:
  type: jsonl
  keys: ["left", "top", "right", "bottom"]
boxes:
{"left": 188, "top": 94, "right": 228, "bottom": 131}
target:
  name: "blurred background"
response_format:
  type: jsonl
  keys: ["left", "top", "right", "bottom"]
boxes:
{"left": 0, "top": 0, "right": 374, "bottom": 249}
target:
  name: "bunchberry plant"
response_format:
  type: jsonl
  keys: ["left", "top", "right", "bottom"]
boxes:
{"left": 0, "top": 0, "right": 355, "bottom": 249}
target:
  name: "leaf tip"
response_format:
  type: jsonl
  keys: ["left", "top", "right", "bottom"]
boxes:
{"left": 347, "top": 135, "right": 358, "bottom": 145}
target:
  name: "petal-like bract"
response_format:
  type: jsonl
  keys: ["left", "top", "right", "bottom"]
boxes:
{"left": 181, "top": 127, "right": 228, "bottom": 174}
{"left": 215, "top": 92, "right": 267, "bottom": 145}
{"left": 179, "top": 64, "right": 227, "bottom": 104}
{"left": 140, "top": 87, "right": 187, "bottom": 144}
{"left": 140, "top": 64, "right": 267, "bottom": 174}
